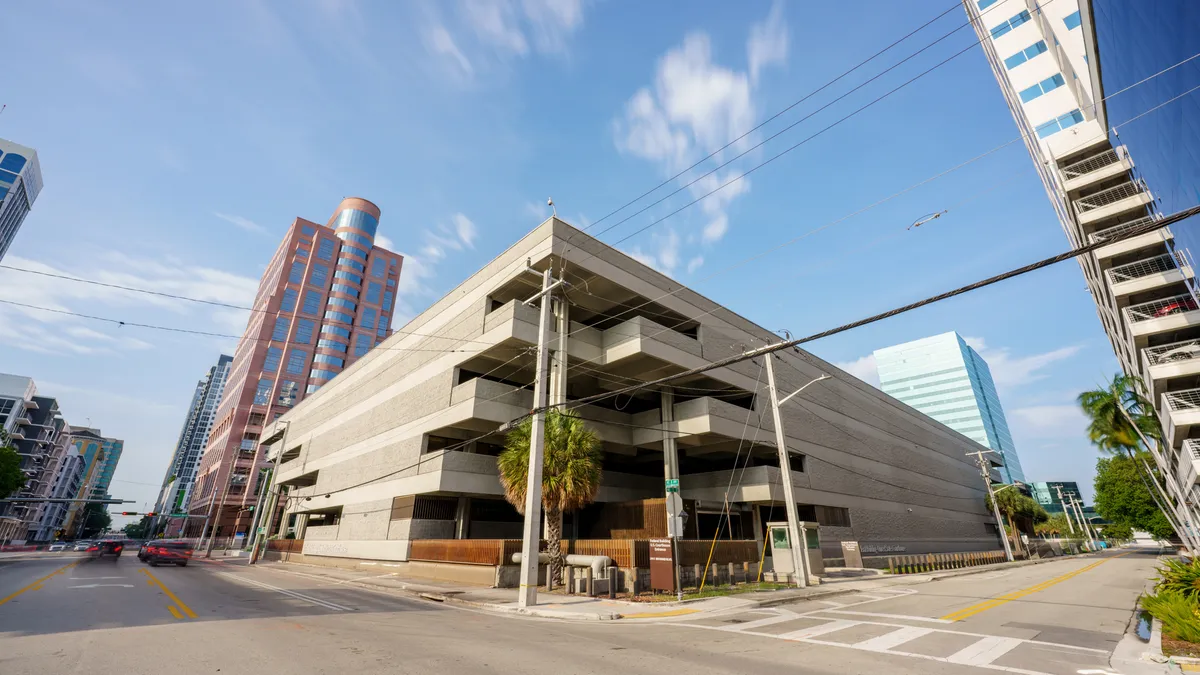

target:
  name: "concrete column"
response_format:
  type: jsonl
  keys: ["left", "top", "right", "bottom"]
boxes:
{"left": 751, "top": 504, "right": 764, "bottom": 557}
{"left": 455, "top": 496, "right": 471, "bottom": 539}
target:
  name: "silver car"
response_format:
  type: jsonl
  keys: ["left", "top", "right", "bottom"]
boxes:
{"left": 72, "top": 541, "right": 92, "bottom": 551}
{"left": 47, "top": 542, "right": 68, "bottom": 552}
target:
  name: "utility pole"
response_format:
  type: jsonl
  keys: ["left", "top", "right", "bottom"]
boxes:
{"left": 1053, "top": 485, "right": 1080, "bottom": 537}
{"left": 763, "top": 351, "right": 829, "bottom": 587}
{"left": 969, "top": 450, "right": 1014, "bottom": 562}
{"left": 249, "top": 422, "right": 289, "bottom": 564}
{"left": 517, "top": 266, "right": 563, "bottom": 609}
{"left": 1070, "top": 496, "right": 1100, "bottom": 544}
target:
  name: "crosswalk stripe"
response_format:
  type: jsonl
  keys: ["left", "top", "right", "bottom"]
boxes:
{"left": 853, "top": 626, "right": 934, "bottom": 651}
{"left": 946, "top": 636, "right": 1023, "bottom": 666}
{"left": 724, "top": 612, "right": 802, "bottom": 631}
{"left": 780, "top": 619, "right": 859, "bottom": 640}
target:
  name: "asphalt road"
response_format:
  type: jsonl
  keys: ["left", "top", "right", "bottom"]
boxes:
{"left": 0, "top": 547, "right": 1160, "bottom": 675}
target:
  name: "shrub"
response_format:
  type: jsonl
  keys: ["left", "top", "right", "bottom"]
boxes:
{"left": 1157, "top": 558, "right": 1200, "bottom": 600}
{"left": 1142, "top": 591, "right": 1200, "bottom": 643}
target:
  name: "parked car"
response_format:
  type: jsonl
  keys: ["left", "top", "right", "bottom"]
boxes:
{"left": 47, "top": 542, "right": 68, "bottom": 552}
{"left": 139, "top": 540, "right": 193, "bottom": 567}
{"left": 72, "top": 541, "right": 93, "bottom": 551}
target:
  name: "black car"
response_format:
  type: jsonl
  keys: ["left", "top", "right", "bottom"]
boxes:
{"left": 88, "top": 540, "right": 125, "bottom": 559}
{"left": 139, "top": 539, "right": 193, "bottom": 567}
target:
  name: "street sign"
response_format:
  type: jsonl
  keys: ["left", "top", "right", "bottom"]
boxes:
{"left": 257, "top": 527, "right": 266, "bottom": 535}
{"left": 664, "top": 478, "right": 680, "bottom": 492}
{"left": 665, "top": 493, "right": 685, "bottom": 537}
{"left": 169, "top": 513, "right": 188, "bottom": 519}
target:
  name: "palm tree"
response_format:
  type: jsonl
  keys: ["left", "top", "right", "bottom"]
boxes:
{"left": 987, "top": 489, "right": 1046, "bottom": 557}
{"left": 1077, "top": 374, "right": 1162, "bottom": 454}
{"left": 498, "top": 410, "right": 603, "bottom": 586}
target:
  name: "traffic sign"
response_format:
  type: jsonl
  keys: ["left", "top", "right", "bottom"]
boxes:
{"left": 665, "top": 478, "right": 680, "bottom": 492}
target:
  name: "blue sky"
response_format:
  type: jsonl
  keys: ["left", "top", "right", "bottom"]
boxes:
{"left": 1, "top": 0, "right": 1128, "bottom": 515}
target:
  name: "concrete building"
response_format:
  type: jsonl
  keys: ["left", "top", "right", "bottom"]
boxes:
{"left": 964, "top": 0, "right": 1200, "bottom": 530}
{"left": 33, "top": 432, "right": 85, "bottom": 542}
{"left": 262, "top": 218, "right": 1004, "bottom": 570}
{"left": 156, "top": 355, "right": 232, "bottom": 530}
{"left": 875, "top": 332, "right": 1024, "bottom": 484}
{"left": 189, "top": 198, "right": 403, "bottom": 539}
{"left": 0, "top": 375, "right": 72, "bottom": 543}
{"left": 0, "top": 138, "right": 43, "bottom": 262}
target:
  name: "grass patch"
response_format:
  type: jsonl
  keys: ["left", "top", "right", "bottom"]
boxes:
{"left": 626, "top": 582, "right": 790, "bottom": 602}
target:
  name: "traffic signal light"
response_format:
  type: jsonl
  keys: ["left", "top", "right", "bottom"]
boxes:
{"left": 120, "top": 512, "right": 137, "bottom": 516}
{"left": 145, "top": 512, "right": 156, "bottom": 517}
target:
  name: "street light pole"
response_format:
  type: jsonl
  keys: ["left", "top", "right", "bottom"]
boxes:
{"left": 1053, "top": 485, "right": 1080, "bottom": 537}
{"left": 249, "top": 421, "right": 289, "bottom": 564}
{"left": 969, "top": 450, "right": 1014, "bottom": 562}
{"left": 764, "top": 351, "right": 830, "bottom": 587}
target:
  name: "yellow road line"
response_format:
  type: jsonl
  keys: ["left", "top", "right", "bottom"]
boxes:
{"left": 621, "top": 608, "right": 701, "bottom": 619}
{"left": 941, "top": 552, "right": 1130, "bottom": 622}
{"left": 0, "top": 560, "right": 80, "bottom": 607}
{"left": 167, "top": 605, "right": 183, "bottom": 619}
{"left": 140, "top": 569, "right": 197, "bottom": 619}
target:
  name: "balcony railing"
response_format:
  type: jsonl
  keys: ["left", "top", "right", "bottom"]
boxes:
{"left": 1146, "top": 339, "right": 1200, "bottom": 366}
{"left": 1125, "top": 294, "right": 1199, "bottom": 324}
{"left": 1061, "top": 148, "right": 1121, "bottom": 179}
{"left": 1075, "top": 179, "right": 1148, "bottom": 214}
{"left": 1163, "top": 388, "right": 1200, "bottom": 413}
{"left": 1107, "top": 252, "right": 1188, "bottom": 284}
{"left": 1186, "top": 439, "right": 1200, "bottom": 460}
{"left": 239, "top": 439, "right": 257, "bottom": 451}
{"left": 1088, "top": 215, "right": 1159, "bottom": 245}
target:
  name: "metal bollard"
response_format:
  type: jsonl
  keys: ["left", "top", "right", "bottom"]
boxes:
{"left": 728, "top": 562, "right": 736, "bottom": 585}
{"left": 694, "top": 564, "right": 702, "bottom": 588}
{"left": 608, "top": 565, "right": 617, "bottom": 599}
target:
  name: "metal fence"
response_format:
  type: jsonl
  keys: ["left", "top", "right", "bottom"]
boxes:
{"left": 1075, "top": 179, "right": 1148, "bottom": 213}
{"left": 1124, "top": 294, "right": 1198, "bottom": 324}
{"left": 1062, "top": 147, "right": 1121, "bottom": 179}
{"left": 1106, "top": 251, "right": 1185, "bottom": 284}
{"left": 1145, "top": 338, "right": 1200, "bottom": 366}
{"left": 406, "top": 538, "right": 760, "bottom": 569}
{"left": 1088, "top": 215, "right": 1157, "bottom": 245}
{"left": 887, "top": 551, "right": 1006, "bottom": 574}
{"left": 1164, "top": 388, "right": 1200, "bottom": 413}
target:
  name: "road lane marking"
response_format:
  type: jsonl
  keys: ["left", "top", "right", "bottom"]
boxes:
{"left": 0, "top": 560, "right": 80, "bottom": 607}
{"left": 69, "top": 584, "right": 135, "bottom": 588}
{"left": 139, "top": 569, "right": 197, "bottom": 619}
{"left": 821, "top": 609, "right": 955, "bottom": 623}
{"left": 719, "top": 611, "right": 804, "bottom": 631}
{"left": 947, "top": 636, "right": 1023, "bottom": 666}
{"left": 214, "top": 572, "right": 354, "bottom": 611}
{"left": 941, "top": 553, "right": 1130, "bottom": 622}
{"left": 780, "top": 619, "right": 859, "bottom": 639}
{"left": 167, "top": 605, "right": 183, "bottom": 619}
{"left": 622, "top": 608, "right": 702, "bottom": 619}
{"left": 854, "top": 626, "right": 934, "bottom": 651}
{"left": 70, "top": 576, "right": 126, "bottom": 580}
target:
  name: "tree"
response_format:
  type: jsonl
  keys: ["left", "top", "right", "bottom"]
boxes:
{"left": 123, "top": 516, "right": 153, "bottom": 539}
{"left": 987, "top": 488, "right": 1046, "bottom": 557}
{"left": 1077, "top": 374, "right": 1162, "bottom": 455}
{"left": 77, "top": 503, "right": 113, "bottom": 539}
{"left": 0, "top": 430, "right": 26, "bottom": 500}
{"left": 1034, "top": 513, "right": 1073, "bottom": 537}
{"left": 1102, "top": 522, "right": 1133, "bottom": 540}
{"left": 499, "top": 410, "right": 602, "bottom": 586}
{"left": 1094, "top": 452, "right": 1175, "bottom": 540}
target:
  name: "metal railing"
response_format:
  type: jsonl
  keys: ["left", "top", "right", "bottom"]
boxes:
{"left": 1146, "top": 338, "right": 1200, "bottom": 366}
{"left": 1186, "top": 439, "right": 1200, "bottom": 460}
{"left": 1088, "top": 215, "right": 1159, "bottom": 245}
{"left": 1124, "top": 294, "right": 1199, "bottom": 324}
{"left": 1163, "top": 388, "right": 1200, "bottom": 412}
{"left": 1062, "top": 147, "right": 1122, "bottom": 179}
{"left": 1075, "top": 179, "right": 1149, "bottom": 214}
{"left": 1107, "top": 252, "right": 1187, "bottom": 284}
{"left": 239, "top": 439, "right": 256, "bottom": 451}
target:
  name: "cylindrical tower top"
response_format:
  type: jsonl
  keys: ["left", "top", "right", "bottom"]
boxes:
{"left": 328, "top": 197, "right": 381, "bottom": 243}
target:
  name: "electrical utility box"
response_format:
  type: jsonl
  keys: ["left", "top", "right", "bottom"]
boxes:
{"left": 766, "top": 521, "right": 824, "bottom": 579}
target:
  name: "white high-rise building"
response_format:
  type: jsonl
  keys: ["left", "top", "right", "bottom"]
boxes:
{"left": 0, "top": 138, "right": 43, "bottom": 262}
{"left": 155, "top": 354, "right": 232, "bottom": 519}
{"left": 964, "top": 0, "right": 1200, "bottom": 529}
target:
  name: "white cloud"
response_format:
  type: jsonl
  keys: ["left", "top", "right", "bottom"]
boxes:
{"left": 426, "top": 0, "right": 586, "bottom": 75}
{"left": 214, "top": 212, "right": 267, "bottom": 235}
{"left": 374, "top": 232, "right": 396, "bottom": 251}
{"left": 623, "top": 229, "right": 682, "bottom": 276}
{"left": 427, "top": 24, "right": 473, "bottom": 76}
{"left": 963, "top": 336, "right": 1083, "bottom": 391}
{"left": 747, "top": 0, "right": 788, "bottom": 84}
{"left": 613, "top": 5, "right": 785, "bottom": 261}
{"left": 525, "top": 201, "right": 550, "bottom": 221}
{"left": 453, "top": 213, "right": 478, "bottom": 247}
{"left": 1008, "top": 404, "right": 1088, "bottom": 439}
{"left": 686, "top": 255, "right": 704, "bottom": 274}
{"left": 835, "top": 354, "right": 880, "bottom": 388}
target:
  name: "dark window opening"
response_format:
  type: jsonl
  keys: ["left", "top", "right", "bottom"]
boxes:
{"left": 469, "top": 498, "right": 523, "bottom": 523}
{"left": 413, "top": 496, "right": 457, "bottom": 521}
{"left": 425, "top": 434, "right": 459, "bottom": 454}
{"left": 307, "top": 507, "right": 342, "bottom": 526}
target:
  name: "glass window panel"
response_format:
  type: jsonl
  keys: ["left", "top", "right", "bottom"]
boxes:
{"left": 310, "top": 263, "right": 329, "bottom": 287}
{"left": 354, "top": 334, "right": 371, "bottom": 357}
{"left": 295, "top": 319, "right": 315, "bottom": 344}
{"left": 366, "top": 282, "right": 382, "bottom": 304}
{"left": 272, "top": 317, "right": 289, "bottom": 342}
{"left": 317, "top": 239, "right": 336, "bottom": 260}
{"left": 370, "top": 258, "right": 386, "bottom": 278}
{"left": 288, "top": 261, "right": 305, "bottom": 284}
{"left": 280, "top": 289, "right": 298, "bottom": 313}
{"left": 302, "top": 290, "right": 321, "bottom": 315}
{"left": 286, "top": 350, "right": 308, "bottom": 375}
{"left": 254, "top": 378, "right": 273, "bottom": 405}
{"left": 361, "top": 308, "right": 377, "bottom": 330}
{"left": 263, "top": 347, "right": 283, "bottom": 372}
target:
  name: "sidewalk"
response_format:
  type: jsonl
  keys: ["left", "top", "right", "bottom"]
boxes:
{"left": 244, "top": 551, "right": 1100, "bottom": 621}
